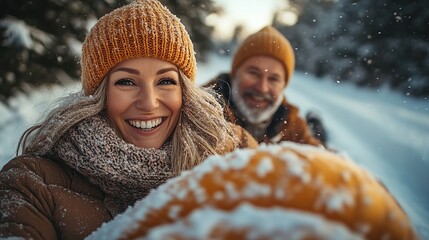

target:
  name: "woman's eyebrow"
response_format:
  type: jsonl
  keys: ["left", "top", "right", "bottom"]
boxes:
{"left": 157, "top": 67, "right": 178, "bottom": 75}
{"left": 111, "top": 67, "right": 140, "bottom": 75}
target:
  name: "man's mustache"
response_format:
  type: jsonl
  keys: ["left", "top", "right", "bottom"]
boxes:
{"left": 242, "top": 90, "right": 274, "bottom": 104}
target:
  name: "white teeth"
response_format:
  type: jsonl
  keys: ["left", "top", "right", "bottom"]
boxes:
{"left": 252, "top": 95, "right": 265, "bottom": 101}
{"left": 129, "top": 118, "right": 162, "bottom": 130}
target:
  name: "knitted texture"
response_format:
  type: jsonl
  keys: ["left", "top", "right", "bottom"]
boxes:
{"left": 81, "top": 0, "right": 196, "bottom": 95}
{"left": 231, "top": 26, "right": 295, "bottom": 85}
{"left": 52, "top": 114, "right": 174, "bottom": 216}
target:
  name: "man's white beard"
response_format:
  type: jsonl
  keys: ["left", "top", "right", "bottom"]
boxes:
{"left": 231, "top": 78, "right": 284, "bottom": 124}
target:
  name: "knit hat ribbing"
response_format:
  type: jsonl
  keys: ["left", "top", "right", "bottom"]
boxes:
{"left": 231, "top": 26, "right": 295, "bottom": 85}
{"left": 81, "top": 0, "right": 196, "bottom": 95}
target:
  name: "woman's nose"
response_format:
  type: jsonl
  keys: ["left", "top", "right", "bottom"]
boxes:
{"left": 135, "top": 86, "right": 159, "bottom": 111}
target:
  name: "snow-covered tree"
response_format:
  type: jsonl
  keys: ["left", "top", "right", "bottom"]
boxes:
{"left": 0, "top": 0, "right": 119, "bottom": 105}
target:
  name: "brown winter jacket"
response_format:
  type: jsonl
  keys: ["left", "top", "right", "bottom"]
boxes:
{"left": 204, "top": 73, "right": 321, "bottom": 146}
{"left": 0, "top": 124, "right": 257, "bottom": 240}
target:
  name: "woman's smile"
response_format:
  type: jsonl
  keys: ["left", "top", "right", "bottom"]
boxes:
{"left": 128, "top": 117, "right": 164, "bottom": 131}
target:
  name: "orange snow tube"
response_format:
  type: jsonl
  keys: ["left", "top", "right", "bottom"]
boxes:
{"left": 89, "top": 142, "right": 419, "bottom": 240}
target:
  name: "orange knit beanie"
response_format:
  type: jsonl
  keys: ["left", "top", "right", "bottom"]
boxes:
{"left": 231, "top": 26, "right": 295, "bottom": 85}
{"left": 81, "top": 0, "right": 196, "bottom": 95}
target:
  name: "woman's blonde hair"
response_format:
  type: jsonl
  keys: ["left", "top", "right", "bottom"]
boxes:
{"left": 172, "top": 71, "right": 239, "bottom": 172}
{"left": 18, "top": 70, "right": 239, "bottom": 173}
{"left": 18, "top": 81, "right": 107, "bottom": 156}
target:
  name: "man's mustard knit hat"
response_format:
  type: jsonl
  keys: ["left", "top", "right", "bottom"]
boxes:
{"left": 81, "top": 0, "right": 196, "bottom": 95}
{"left": 231, "top": 26, "right": 295, "bottom": 86}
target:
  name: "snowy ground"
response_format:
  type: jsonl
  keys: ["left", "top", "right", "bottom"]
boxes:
{"left": 1, "top": 54, "right": 428, "bottom": 238}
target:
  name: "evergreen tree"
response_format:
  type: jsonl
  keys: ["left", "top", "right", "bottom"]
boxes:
{"left": 161, "top": 0, "right": 219, "bottom": 61}
{"left": 0, "top": 0, "right": 218, "bottom": 105}
{"left": 277, "top": 0, "right": 429, "bottom": 98}
{"left": 277, "top": 0, "right": 340, "bottom": 78}
{"left": 337, "top": 0, "right": 429, "bottom": 97}
{"left": 0, "top": 0, "right": 120, "bottom": 105}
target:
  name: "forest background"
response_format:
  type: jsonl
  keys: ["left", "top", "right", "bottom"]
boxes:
{"left": 1, "top": 0, "right": 428, "bottom": 105}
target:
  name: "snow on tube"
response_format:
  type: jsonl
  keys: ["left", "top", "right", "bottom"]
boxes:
{"left": 87, "top": 142, "right": 419, "bottom": 240}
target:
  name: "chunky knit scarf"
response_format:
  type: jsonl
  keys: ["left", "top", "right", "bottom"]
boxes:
{"left": 51, "top": 114, "right": 175, "bottom": 216}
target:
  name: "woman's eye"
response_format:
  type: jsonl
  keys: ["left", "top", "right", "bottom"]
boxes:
{"left": 159, "top": 78, "right": 178, "bottom": 85}
{"left": 115, "top": 78, "right": 134, "bottom": 86}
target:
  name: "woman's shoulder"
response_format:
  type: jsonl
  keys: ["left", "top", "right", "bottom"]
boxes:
{"left": 2, "top": 154, "right": 70, "bottom": 177}
{"left": 1, "top": 155, "right": 108, "bottom": 239}
{"left": 1, "top": 155, "right": 74, "bottom": 194}
{"left": 1, "top": 154, "right": 103, "bottom": 198}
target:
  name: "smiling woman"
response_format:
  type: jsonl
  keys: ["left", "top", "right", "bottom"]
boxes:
{"left": 0, "top": 0, "right": 257, "bottom": 239}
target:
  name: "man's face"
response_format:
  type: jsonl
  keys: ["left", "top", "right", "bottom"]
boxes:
{"left": 231, "top": 55, "right": 286, "bottom": 124}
